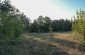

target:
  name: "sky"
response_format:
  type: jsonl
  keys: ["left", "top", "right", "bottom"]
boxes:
{"left": 10, "top": 0, "right": 85, "bottom": 21}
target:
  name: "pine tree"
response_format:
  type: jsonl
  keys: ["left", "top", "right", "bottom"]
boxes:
{"left": 72, "top": 9, "right": 85, "bottom": 42}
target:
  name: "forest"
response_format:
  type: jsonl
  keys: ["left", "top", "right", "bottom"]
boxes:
{"left": 0, "top": 0, "right": 85, "bottom": 55}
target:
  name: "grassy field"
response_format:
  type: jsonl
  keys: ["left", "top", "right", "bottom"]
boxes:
{"left": 0, "top": 32, "right": 85, "bottom": 55}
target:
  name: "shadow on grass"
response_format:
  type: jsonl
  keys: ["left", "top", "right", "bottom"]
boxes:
{"left": 0, "top": 37, "right": 69, "bottom": 55}
{"left": 25, "top": 33, "right": 85, "bottom": 52}
{"left": 51, "top": 37, "right": 85, "bottom": 52}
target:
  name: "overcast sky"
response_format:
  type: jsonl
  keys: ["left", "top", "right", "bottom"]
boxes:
{"left": 10, "top": 0, "right": 85, "bottom": 21}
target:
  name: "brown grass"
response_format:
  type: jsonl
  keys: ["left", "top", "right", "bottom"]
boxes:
{"left": 0, "top": 32, "right": 85, "bottom": 55}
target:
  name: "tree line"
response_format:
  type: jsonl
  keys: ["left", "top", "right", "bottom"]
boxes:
{"left": 1, "top": 0, "right": 85, "bottom": 44}
{"left": 28, "top": 16, "right": 72, "bottom": 33}
{"left": 0, "top": 0, "right": 72, "bottom": 43}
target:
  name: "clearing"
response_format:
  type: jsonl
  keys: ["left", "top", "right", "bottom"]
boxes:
{"left": 0, "top": 32, "right": 85, "bottom": 55}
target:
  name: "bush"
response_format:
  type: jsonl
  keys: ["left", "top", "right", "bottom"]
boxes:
{"left": 0, "top": 0, "right": 24, "bottom": 44}
{"left": 72, "top": 9, "right": 85, "bottom": 43}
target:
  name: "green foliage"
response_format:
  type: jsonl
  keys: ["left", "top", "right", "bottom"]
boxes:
{"left": 72, "top": 9, "right": 85, "bottom": 42}
{"left": 29, "top": 15, "right": 72, "bottom": 33}
{"left": 0, "top": 0, "right": 24, "bottom": 43}
{"left": 51, "top": 19, "right": 72, "bottom": 32}
{"left": 20, "top": 13, "right": 30, "bottom": 32}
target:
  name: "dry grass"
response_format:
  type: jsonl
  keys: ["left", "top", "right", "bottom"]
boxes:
{"left": 0, "top": 32, "right": 85, "bottom": 55}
